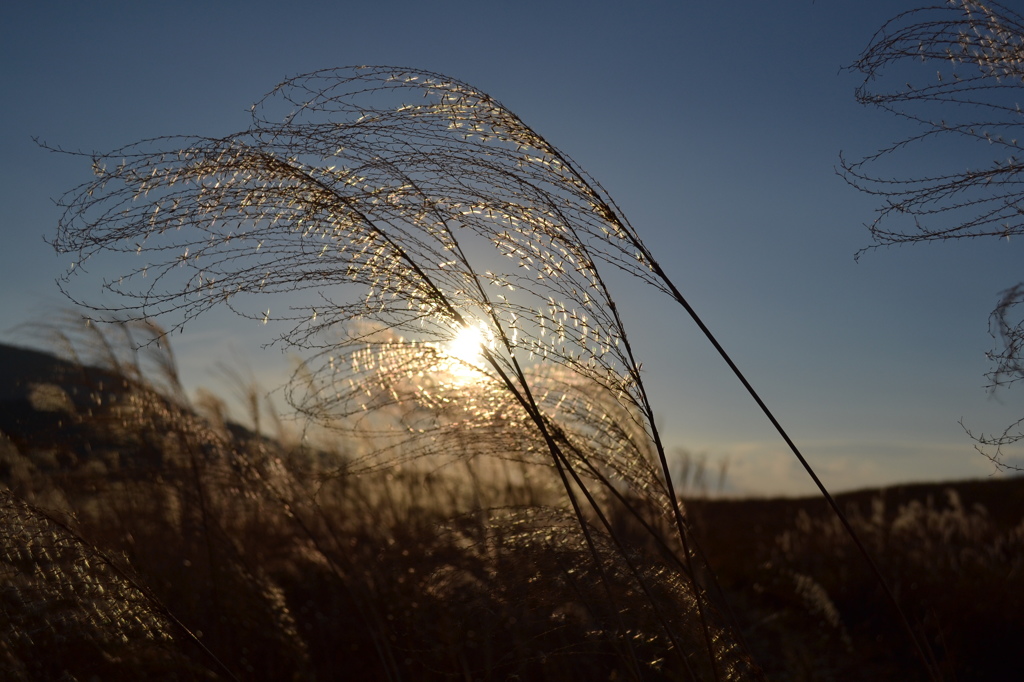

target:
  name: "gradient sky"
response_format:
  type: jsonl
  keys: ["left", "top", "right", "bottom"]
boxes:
{"left": 2, "top": 1, "right": 1021, "bottom": 495}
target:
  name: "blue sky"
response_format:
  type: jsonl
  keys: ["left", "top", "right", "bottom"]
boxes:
{"left": 2, "top": 1, "right": 1021, "bottom": 495}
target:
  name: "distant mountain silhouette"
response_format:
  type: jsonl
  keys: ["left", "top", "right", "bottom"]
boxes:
{"left": 0, "top": 341, "right": 280, "bottom": 482}
{"left": 0, "top": 342, "right": 103, "bottom": 403}
{"left": 0, "top": 343, "right": 134, "bottom": 468}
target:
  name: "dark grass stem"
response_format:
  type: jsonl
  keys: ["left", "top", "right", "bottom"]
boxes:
{"left": 653, "top": 270, "right": 942, "bottom": 682}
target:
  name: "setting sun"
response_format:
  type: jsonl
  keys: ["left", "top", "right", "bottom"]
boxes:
{"left": 442, "top": 322, "right": 492, "bottom": 380}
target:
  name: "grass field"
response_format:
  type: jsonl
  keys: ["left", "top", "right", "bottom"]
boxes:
{"left": 1, "top": 336, "right": 1021, "bottom": 681}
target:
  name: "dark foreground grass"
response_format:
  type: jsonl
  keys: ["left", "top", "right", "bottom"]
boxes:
{"left": 0, "top": 337, "right": 749, "bottom": 681}
{"left": 689, "top": 480, "right": 1024, "bottom": 681}
{"left": 1, "top": 338, "right": 1021, "bottom": 681}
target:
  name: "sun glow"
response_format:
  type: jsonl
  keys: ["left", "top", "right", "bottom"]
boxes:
{"left": 441, "top": 322, "right": 493, "bottom": 381}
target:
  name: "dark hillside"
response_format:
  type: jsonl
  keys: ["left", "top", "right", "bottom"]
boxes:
{"left": 686, "top": 477, "right": 1024, "bottom": 681}
{"left": 687, "top": 475, "right": 1024, "bottom": 555}
{"left": 0, "top": 341, "right": 266, "bottom": 476}
{"left": 0, "top": 342, "right": 136, "bottom": 472}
